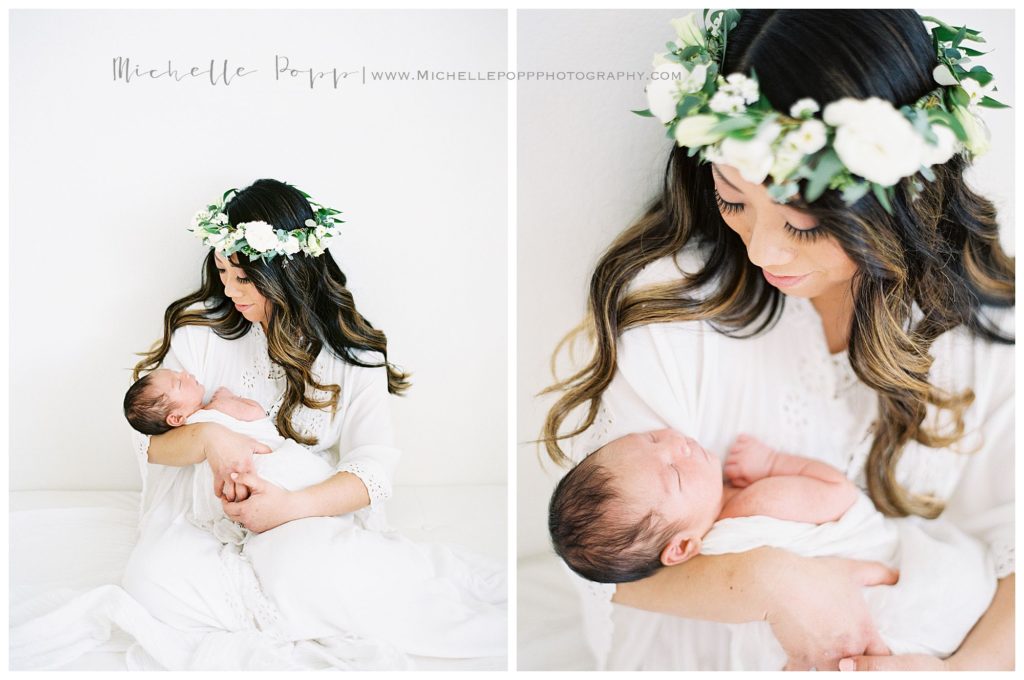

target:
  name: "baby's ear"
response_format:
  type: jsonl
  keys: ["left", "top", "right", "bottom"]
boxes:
{"left": 659, "top": 531, "right": 701, "bottom": 567}
{"left": 166, "top": 412, "right": 186, "bottom": 428}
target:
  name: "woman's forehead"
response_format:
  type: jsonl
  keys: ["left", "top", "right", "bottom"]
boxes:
{"left": 213, "top": 251, "right": 241, "bottom": 268}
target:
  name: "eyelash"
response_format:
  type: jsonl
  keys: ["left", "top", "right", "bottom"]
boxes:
{"left": 713, "top": 188, "right": 824, "bottom": 243}
{"left": 216, "top": 267, "right": 251, "bottom": 284}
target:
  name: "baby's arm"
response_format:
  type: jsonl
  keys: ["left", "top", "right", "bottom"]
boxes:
{"left": 206, "top": 387, "right": 267, "bottom": 422}
{"left": 719, "top": 434, "right": 858, "bottom": 524}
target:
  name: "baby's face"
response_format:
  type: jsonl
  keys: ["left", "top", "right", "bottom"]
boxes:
{"left": 598, "top": 428, "right": 723, "bottom": 536}
{"left": 148, "top": 368, "right": 206, "bottom": 419}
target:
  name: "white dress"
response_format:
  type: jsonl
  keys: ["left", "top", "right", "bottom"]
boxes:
{"left": 563, "top": 246, "right": 1014, "bottom": 671}
{"left": 11, "top": 321, "right": 506, "bottom": 671}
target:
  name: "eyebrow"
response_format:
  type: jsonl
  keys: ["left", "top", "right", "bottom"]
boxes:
{"left": 711, "top": 164, "right": 742, "bottom": 192}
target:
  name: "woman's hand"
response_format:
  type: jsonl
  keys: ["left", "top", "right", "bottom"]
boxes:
{"left": 221, "top": 471, "right": 301, "bottom": 533}
{"left": 837, "top": 654, "right": 948, "bottom": 671}
{"left": 764, "top": 554, "right": 899, "bottom": 670}
{"left": 202, "top": 424, "right": 272, "bottom": 502}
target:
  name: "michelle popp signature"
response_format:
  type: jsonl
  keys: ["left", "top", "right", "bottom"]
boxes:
{"left": 112, "top": 56, "right": 361, "bottom": 88}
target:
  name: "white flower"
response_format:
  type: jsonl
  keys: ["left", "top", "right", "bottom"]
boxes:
{"left": 824, "top": 97, "right": 924, "bottom": 186}
{"left": 304, "top": 218, "right": 317, "bottom": 228}
{"left": 920, "top": 123, "right": 960, "bottom": 166}
{"left": 960, "top": 77, "right": 995, "bottom": 111}
{"left": 646, "top": 63, "right": 708, "bottom": 123}
{"left": 709, "top": 91, "right": 746, "bottom": 114}
{"left": 674, "top": 114, "right": 725, "bottom": 147}
{"left": 787, "top": 119, "right": 827, "bottom": 155}
{"left": 932, "top": 64, "right": 959, "bottom": 87}
{"left": 282, "top": 234, "right": 301, "bottom": 255}
{"left": 723, "top": 73, "right": 759, "bottom": 104}
{"left": 717, "top": 123, "right": 780, "bottom": 184}
{"left": 314, "top": 224, "right": 328, "bottom": 239}
{"left": 770, "top": 144, "right": 804, "bottom": 183}
{"left": 789, "top": 98, "right": 820, "bottom": 119}
{"left": 207, "top": 228, "right": 231, "bottom": 249}
{"left": 190, "top": 210, "right": 209, "bottom": 232}
{"left": 670, "top": 13, "right": 705, "bottom": 48}
{"left": 305, "top": 235, "right": 325, "bottom": 257}
{"left": 953, "top": 106, "right": 991, "bottom": 155}
{"left": 240, "top": 220, "right": 281, "bottom": 253}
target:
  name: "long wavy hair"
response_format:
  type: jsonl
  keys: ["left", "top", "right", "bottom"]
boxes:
{"left": 542, "top": 10, "right": 1014, "bottom": 518}
{"left": 134, "top": 179, "right": 410, "bottom": 446}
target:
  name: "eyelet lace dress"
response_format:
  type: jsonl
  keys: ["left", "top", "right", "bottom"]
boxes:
{"left": 560, "top": 250, "right": 1014, "bottom": 671}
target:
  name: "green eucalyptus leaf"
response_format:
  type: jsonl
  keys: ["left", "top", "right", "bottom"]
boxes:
{"left": 961, "top": 47, "right": 987, "bottom": 57}
{"left": 979, "top": 95, "right": 1010, "bottom": 109}
{"left": 952, "top": 25, "right": 967, "bottom": 48}
{"left": 928, "top": 109, "right": 967, "bottom": 141}
{"left": 804, "top": 149, "right": 844, "bottom": 203}
{"left": 840, "top": 181, "right": 871, "bottom": 205}
{"left": 919, "top": 165, "right": 936, "bottom": 182}
{"left": 632, "top": 108, "right": 655, "bottom": 117}
{"left": 965, "top": 66, "right": 994, "bottom": 86}
{"left": 871, "top": 183, "right": 893, "bottom": 213}
{"left": 679, "top": 45, "right": 701, "bottom": 61}
{"left": 710, "top": 115, "right": 757, "bottom": 134}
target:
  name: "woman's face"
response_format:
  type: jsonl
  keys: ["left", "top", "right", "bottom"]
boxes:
{"left": 710, "top": 163, "right": 858, "bottom": 303}
{"left": 213, "top": 251, "right": 272, "bottom": 330}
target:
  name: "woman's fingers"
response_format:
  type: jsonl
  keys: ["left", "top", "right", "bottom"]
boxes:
{"left": 851, "top": 560, "right": 899, "bottom": 587}
{"left": 221, "top": 479, "right": 235, "bottom": 501}
{"left": 231, "top": 471, "right": 262, "bottom": 492}
{"left": 233, "top": 482, "right": 251, "bottom": 501}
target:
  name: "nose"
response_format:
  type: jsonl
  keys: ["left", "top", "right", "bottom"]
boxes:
{"left": 745, "top": 220, "right": 796, "bottom": 269}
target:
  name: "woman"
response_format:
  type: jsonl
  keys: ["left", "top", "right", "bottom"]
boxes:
{"left": 542, "top": 10, "right": 1013, "bottom": 671}
{"left": 14, "top": 180, "right": 505, "bottom": 670}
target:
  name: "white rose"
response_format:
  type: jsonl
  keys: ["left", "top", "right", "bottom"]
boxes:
{"left": 304, "top": 218, "right": 317, "bottom": 228}
{"left": 240, "top": 220, "right": 280, "bottom": 253}
{"left": 789, "top": 98, "right": 820, "bottom": 119}
{"left": 674, "top": 114, "right": 725, "bottom": 147}
{"left": 953, "top": 106, "right": 991, "bottom": 155}
{"left": 646, "top": 63, "right": 707, "bottom": 123}
{"left": 670, "top": 13, "right": 705, "bottom": 48}
{"left": 788, "top": 119, "right": 827, "bottom": 155}
{"left": 305, "top": 235, "right": 325, "bottom": 257}
{"left": 824, "top": 97, "right": 923, "bottom": 186}
{"left": 282, "top": 235, "right": 301, "bottom": 255}
{"left": 718, "top": 123, "right": 779, "bottom": 184}
{"left": 920, "top": 123, "right": 959, "bottom": 166}
{"left": 770, "top": 143, "right": 804, "bottom": 183}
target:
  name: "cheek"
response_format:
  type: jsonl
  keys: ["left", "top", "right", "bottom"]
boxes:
{"left": 812, "top": 240, "right": 858, "bottom": 282}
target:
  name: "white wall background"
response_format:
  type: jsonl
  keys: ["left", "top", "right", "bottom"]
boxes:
{"left": 517, "top": 9, "right": 1015, "bottom": 559}
{"left": 11, "top": 10, "right": 507, "bottom": 491}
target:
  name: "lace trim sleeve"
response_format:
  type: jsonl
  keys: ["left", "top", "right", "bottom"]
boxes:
{"left": 337, "top": 458, "right": 391, "bottom": 509}
{"left": 992, "top": 540, "right": 1015, "bottom": 579}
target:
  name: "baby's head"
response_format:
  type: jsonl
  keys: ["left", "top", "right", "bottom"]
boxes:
{"left": 549, "top": 428, "right": 723, "bottom": 583}
{"left": 123, "top": 368, "right": 205, "bottom": 435}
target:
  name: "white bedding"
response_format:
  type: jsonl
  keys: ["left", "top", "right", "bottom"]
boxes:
{"left": 517, "top": 552, "right": 593, "bottom": 670}
{"left": 11, "top": 486, "right": 507, "bottom": 671}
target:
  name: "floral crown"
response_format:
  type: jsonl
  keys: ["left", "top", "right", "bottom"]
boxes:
{"left": 188, "top": 184, "right": 343, "bottom": 262}
{"left": 636, "top": 10, "right": 1008, "bottom": 212}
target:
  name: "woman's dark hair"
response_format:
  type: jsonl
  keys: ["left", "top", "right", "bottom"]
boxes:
{"left": 134, "top": 179, "right": 410, "bottom": 446}
{"left": 543, "top": 10, "right": 1014, "bottom": 519}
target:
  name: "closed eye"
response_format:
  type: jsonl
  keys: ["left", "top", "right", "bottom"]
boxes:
{"left": 713, "top": 188, "right": 825, "bottom": 243}
{"left": 671, "top": 464, "right": 682, "bottom": 491}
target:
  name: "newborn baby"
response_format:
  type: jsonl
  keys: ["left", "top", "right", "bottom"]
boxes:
{"left": 123, "top": 368, "right": 335, "bottom": 543}
{"left": 549, "top": 428, "right": 996, "bottom": 664}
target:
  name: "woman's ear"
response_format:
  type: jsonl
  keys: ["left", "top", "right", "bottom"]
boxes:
{"left": 659, "top": 530, "right": 702, "bottom": 567}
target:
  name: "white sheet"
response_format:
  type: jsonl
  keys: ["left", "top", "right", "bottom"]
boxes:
{"left": 10, "top": 486, "right": 507, "bottom": 671}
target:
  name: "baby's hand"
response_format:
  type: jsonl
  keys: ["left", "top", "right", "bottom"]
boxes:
{"left": 213, "top": 387, "right": 236, "bottom": 402}
{"left": 724, "top": 434, "right": 777, "bottom": 487}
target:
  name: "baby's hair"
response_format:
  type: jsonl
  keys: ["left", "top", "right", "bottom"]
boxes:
{"left": 548, "top": 450, "right": 684, "bottom": 584}
{"left": 123, "top": 373, "right": 173, "bottom": 436}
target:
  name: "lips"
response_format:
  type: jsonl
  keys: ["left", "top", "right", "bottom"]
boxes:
{"left": 762, "top": 270, "right": 809, "bottom": 288}
{"left": 235, "top": 303, "right": 252, "bottom": 312}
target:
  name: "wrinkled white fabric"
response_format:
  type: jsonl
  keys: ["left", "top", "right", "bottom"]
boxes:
{"left": 701, "top": 494, "right": 996, "bottom": 669}
{"left": 562, "top": 245, "right": 1014, "bottom": 671}
{"left": 10, "top": 319, "right": 507, "bottom": 670}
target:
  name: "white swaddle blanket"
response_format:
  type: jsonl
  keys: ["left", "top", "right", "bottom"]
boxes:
{"left": 184, "top": 409, "right": 337, "bottom": 544}
{"left": 700, "top": 494, "right": 996, "bottom": 670}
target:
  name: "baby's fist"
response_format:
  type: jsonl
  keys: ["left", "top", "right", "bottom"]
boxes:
{"left": 723, "top": 434, "right": 776, "bottom": 487}
{"left": 213, "top": 387, "right": 235, "bottom": 401}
